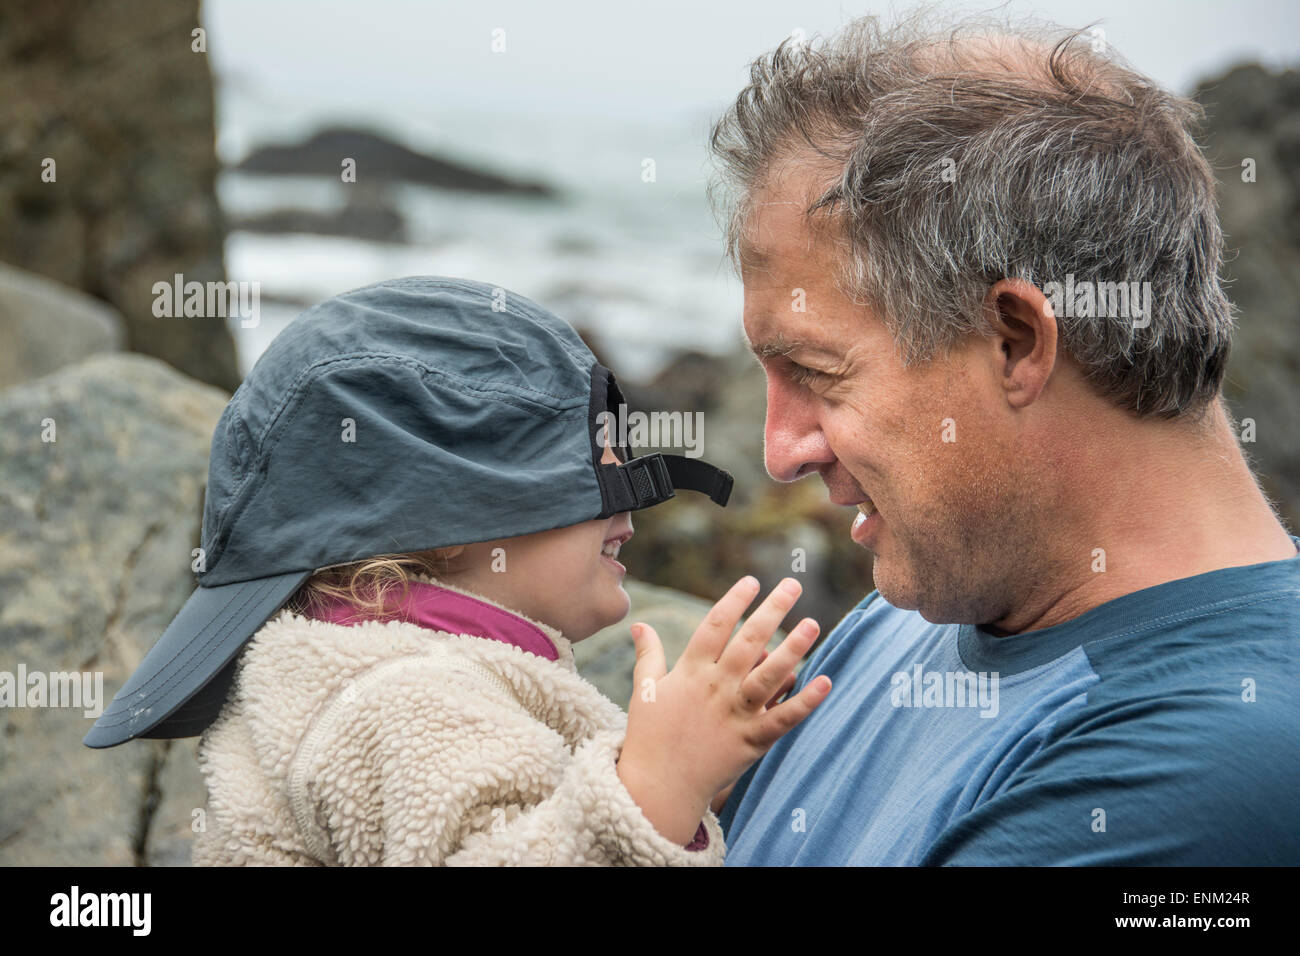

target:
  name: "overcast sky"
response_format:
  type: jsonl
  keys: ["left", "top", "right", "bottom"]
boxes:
{"left": 204, "top": 0, "right": 1300, "bottom": 127}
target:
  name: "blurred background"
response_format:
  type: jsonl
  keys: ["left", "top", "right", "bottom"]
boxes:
{"left": 2, "top": 0, "right": 1298, "bottom": 864}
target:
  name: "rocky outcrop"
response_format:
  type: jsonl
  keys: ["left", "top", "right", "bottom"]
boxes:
{"left": 0, "top": 261, "right": 125, "bottom": 390}
{"left": 235, "top": 126, "right": 557, "bottom": 197}
{"left": 1194, "top": 64, "right": 1300, "bottom": 529}
{"left": 230, "top": 182, "right": 409, "bottom": 243}
{"left": 0, "top": 353, "right": 228, "bottom": 865}
{"left": 0, "top": 0, "right": 241, "bottom": 392}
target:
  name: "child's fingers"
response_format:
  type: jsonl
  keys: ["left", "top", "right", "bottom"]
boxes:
{"left": 738, "top": 617, "right": 819, "bottom": 710}
{"left": 680, "top": 576, "right": 761, "bottom": 666}
{"left": 628, "top": 622, "right": 667, "bottom": 697}
{"left": 752, "top": 675, "right": 832, "bottom": 748}
{"left": 717, "top": 578, "right": 803, "bottom": 678}
{"left": 765, "top": 672, "right": 798, "bottom": 710}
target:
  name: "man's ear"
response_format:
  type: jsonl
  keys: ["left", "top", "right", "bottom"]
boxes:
{"left": 982, "top": 278, "right": 1058, "bottom": 409}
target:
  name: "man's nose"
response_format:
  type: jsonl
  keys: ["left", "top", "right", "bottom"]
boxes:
{"left": 763, "top": 374, "right": 835, "bottom": 482}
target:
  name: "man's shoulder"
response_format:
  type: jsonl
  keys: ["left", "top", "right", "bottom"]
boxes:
{"left": 924, "top": 647, "right": 1300, "bottom": 865}
{"left": 924, "top": 687, "right": 1300, "bottom": 864}
{"left": 1077, "top": 566, "right": 1299, "bottom": 711}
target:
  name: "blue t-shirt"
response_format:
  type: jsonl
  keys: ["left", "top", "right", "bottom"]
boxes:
{"left": 720, "top": 538, "right": 1300, "bottom": 865}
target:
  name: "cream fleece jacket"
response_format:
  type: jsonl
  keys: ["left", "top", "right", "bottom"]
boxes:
{"left": 191, "top": 578, "right": 726, "bottom": 866}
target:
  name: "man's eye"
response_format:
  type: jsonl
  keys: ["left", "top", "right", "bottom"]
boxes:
{"left": 787, "top": 362, "right": 829, "bottom": 387}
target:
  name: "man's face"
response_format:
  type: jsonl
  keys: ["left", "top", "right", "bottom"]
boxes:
{"left": 740, "top": 160, "right": 1050, "bottom": 625}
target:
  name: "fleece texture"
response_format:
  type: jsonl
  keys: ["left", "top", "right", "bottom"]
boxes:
{"left": 191, "top": 576, "right": 725, "bottom": 866}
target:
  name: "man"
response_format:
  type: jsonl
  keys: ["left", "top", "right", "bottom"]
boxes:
{"left": 710, "top": 13, "right": 1300, "bottom": 864}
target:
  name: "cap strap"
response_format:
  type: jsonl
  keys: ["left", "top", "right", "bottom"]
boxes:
{"left": 597, "top": 454, "right": 674, "bottom": 513}
{"left": 661, "top": 454, "right": 734, "bottom": 506}
{"left": 595, "top": 453, "right": 733, "bottom": 515}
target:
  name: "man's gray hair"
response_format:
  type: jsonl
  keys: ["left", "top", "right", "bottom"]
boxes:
{"left": 709, "top": 9, "right": 1233, "bottom": 418}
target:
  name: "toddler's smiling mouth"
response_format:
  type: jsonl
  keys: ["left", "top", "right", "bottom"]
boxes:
{"left": 601, "top": 531, "right": 633, "bottom": 570}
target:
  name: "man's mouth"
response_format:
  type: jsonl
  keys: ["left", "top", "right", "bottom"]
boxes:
{"left": 832, "top": 494, "right": 877, "bottom": 517}
{"left": 850, "top": 496, "right": 880, "bottom": 547}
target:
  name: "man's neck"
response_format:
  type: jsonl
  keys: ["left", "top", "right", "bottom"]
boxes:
{"left": 992, "top": 398, "right": 1297, "bottom": 635}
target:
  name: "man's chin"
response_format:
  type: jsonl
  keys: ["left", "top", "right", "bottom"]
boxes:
{"left": 870, "top": 560, "right": 917, "bottom": 611}
{"left": 881, "top": 585, "right": 1000, "bottom": 626}
{"left": 872, "top": 562, "right": 972, "bottom": 624}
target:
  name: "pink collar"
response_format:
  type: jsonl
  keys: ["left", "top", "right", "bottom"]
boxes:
{"left": 301, "top": 580, "right": 560, "bottom": 662}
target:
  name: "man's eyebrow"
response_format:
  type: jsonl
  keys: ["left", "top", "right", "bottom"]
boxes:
{"left": 746, "top": 333, "right": 837, "bottom": 361}
{"left": 748, "top": 335, "right": 796, "bottom": 360}
{"left": 748, "top": 335, "right": 847, "bottom": 369}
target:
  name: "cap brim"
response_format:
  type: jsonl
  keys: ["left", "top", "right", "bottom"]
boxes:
{"left": 83, "top": 568, "right": 313, "bottom": 748}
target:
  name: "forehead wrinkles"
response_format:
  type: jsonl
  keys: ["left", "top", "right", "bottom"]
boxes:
{"left": 738, "top": 148, "right": 845, "bottom": 268}
{"left": 739, "top": 147, "right": 872, "bottom": 364}
{"left": 738, "top": 197, "right": 811, "bottom": 276}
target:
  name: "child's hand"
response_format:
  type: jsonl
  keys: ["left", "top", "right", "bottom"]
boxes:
{"left": 708, "top": 647, "right": 797, "bottom": 815}
{"left": 615, "top": 576, "right": 831, "bottom": 845}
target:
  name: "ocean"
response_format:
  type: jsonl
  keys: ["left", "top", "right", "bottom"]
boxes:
{"left": 215, "top": 87, "right": 748, "bottom": 383}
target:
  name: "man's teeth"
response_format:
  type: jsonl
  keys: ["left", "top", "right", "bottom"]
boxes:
{"left": 601, "top": 541, "right": 621, "bottom": 558}
{"left": 857, "top": 499, "right": 876, "bottom": 517}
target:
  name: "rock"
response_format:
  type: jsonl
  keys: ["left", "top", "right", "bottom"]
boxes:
{"left": 1193, "top": 63, "right": 1300, "bottom": 528}
{"left": 0, "top": 262, "right": 125, "bottom": 390}
{"left": 231, "top": 181, "right": 409, "bottom": 244}
{"left": 644, "top": 349, "right": 728, "bottom": 415}
{"left": 0, "top": 1, "right": 241, "bottom": 393}
{"left": 697, "top": 349, "right": 780, "bottom": 508}
{"left": 235, "top": 126, "right": 557, "bottom": 198}
{"left": 0, "top": 353, "right": 228, "bottom": 865}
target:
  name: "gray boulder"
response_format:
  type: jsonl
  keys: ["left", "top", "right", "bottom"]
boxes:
{"left": 0, "top": 262, "right": 124, "bottom": 390}
{"left": 0, "top": 352, "right": 227, "bottom": 865}
{"left": 1193, "top": 63, "right": 1300, "bottom": 528}
{"left": 235, "top": 126, "right": 556, "bottom": 197}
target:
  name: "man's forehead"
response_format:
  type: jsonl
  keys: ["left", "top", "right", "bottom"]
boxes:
{"left": 737, "top": 201, "right": 804, "bottom": 269}
{"left": 737, "top": 152, "right": 858, "bottom": 357}
{"left": 737, "top": 164, "right": 843, "bottom": 274}
{"left": 736, "top": 232, "right": 769, "bottom": 270}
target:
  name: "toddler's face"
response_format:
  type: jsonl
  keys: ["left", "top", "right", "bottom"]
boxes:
{"left": 450, "top": 443, "right": 634, "bottom": 640}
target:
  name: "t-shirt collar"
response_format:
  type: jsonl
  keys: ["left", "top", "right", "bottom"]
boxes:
{"left": 958, "top": 535, "right": 1300, "bottom": 675}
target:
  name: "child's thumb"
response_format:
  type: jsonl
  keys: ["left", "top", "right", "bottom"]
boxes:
{"left": 629, "top": 622, "right": 667, "bottom": 684}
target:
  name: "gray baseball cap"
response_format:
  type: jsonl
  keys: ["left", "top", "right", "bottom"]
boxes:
{"left": 84, "top": 276, "right": 732, "bottom": 748}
